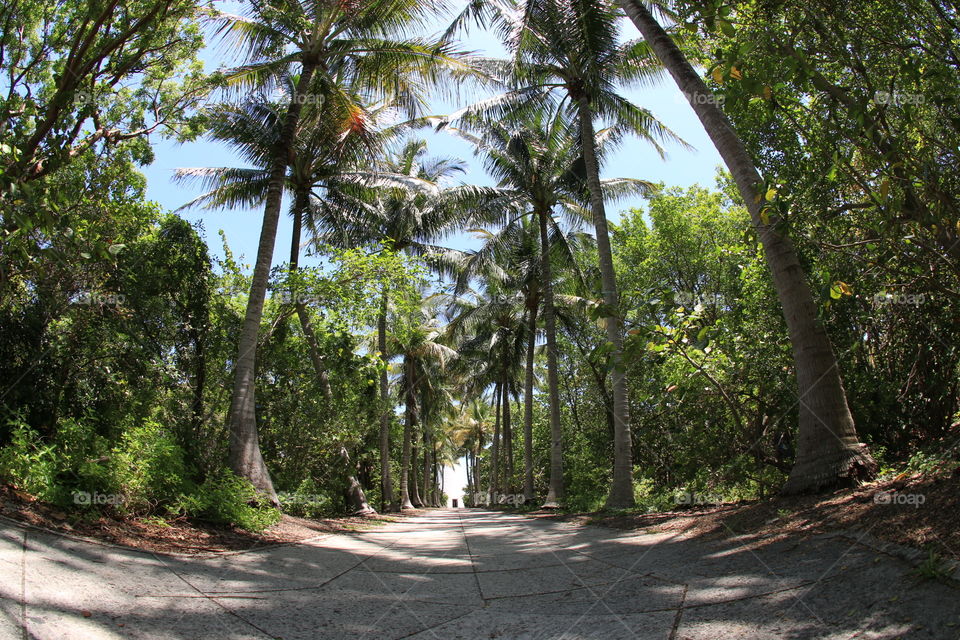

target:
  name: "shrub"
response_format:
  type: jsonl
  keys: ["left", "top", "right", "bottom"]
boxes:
{"left": 176, "top": 470, "right": 281, "bottom": 532}
{"left": 278, "top": 478, "right": 334, "bottom": 519}
{"left": 109, "top": 418, "right": 191, "bottom": 515}
{"left": 0, "top": 419, "right": 60, "bottom": 501}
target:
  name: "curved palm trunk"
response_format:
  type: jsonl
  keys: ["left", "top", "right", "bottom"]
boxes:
{"left": 617, "top": 0, "right": 875, "bottom": 493}
{"left": 227, "top": 60, "right": 318, "bottom": 504}
{"left": 576, "top": 98, "right": 635, "bottom": 510}
{"left": 377, "top": 293, "right": 395, "bottom": 511}
{"left": 522, "top": 297, "right": 539, "bottom": 503}
{"left": 400, "top": 356, "right": 416, "bottom": 510}
{"left": 488, "top": 380, "right": 502, "bottom": 505}
{"left": 289, "top": 200, "right": 374, "bottom": 514}
{"left": 537, "top": 209, "right": 565, "bottom": 508}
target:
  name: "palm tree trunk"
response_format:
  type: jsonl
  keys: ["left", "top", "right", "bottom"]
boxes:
{"left": 488, "top": 380, "right": 502, "bottom": 505}
{"left": 227, "top": 60, "right": 318, "bottom": 504}
{"left": 377, "top": 293, "right": 394, "bottom": 510}
{"left": 400, "top": 357, "right": 416, "bottom": 510}
{"left": 537, "top": 208, "right": 565, "bottom": 508}
{"left": 410, "top": 440, "right": 423, "bottom": 507}
{"left": 289, "top": 197, "right": 374, "bottom": 514}
{"left": 576, "top": 97, "right": 635, "bottom": 509}
{"left": 522, "top": 297, "right": 539, "bottom": 504}
{"left": 501, "top": 380, "right": 513, "bottom": 497}
{"left": 422, "top": 426, "right": 432, "bottom": 506}
{"left": 617, "top": 0, "right": 875, "bottom": 493}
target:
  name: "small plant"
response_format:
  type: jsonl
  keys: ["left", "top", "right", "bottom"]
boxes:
{"left": 912, "top": 549, "right": 955, "bottom": 582}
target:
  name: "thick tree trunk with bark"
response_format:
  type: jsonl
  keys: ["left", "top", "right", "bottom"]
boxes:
{"left": 573, "top": 103, "right": 635, "bottom": 509}
{"left": 537, "top": 208, "right": 565, "bottom": 508}
{"left": 227, "top": 60, "right": 319, "bottom": 504}
{"left": 617, "top": 0, "right": 875, "bottom": 493}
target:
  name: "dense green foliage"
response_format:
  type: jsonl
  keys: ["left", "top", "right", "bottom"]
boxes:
{"left": 1, "top": 0, "right": 957, "bottom": 529}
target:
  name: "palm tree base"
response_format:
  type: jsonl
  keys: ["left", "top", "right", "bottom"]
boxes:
{"left": 781, "top": 443, "right": 877, "bottom": 495}
{"left": 540, "top": 500, "right": 561, "bottom": 509}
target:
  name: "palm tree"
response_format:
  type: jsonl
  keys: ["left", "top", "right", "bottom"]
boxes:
{"left": 449, "top": 399, "right": 494, "bottom": 504}
{"left": 391, "top": 299, "right": 457, "bottom": 509}
{"left": 441, "top": 104, "right": 655, "bottom": 507}
{"left": 210, "top": 0, "right": 468, "bottom": 500}
{"left": 445, "top": 265, "right": 535, "bottom": 504}
{"left": 615, "top": 0, "right": 876, "bottom": 493}
{"left": 313, "top": 139, "right": 491, "bottom": 510}
{"left": 447, "top": 0, "right": 685, "bottom": 508}
{"left": 174, "top": 89, "right": 405, "bottom": 513}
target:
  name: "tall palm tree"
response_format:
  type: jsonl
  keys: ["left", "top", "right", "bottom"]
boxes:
{"left": 440, "top": 105, "right": 655, "bottom": 506}
{"left": 211, "top": 0, "right": 468, "bottom": 500}
{"left": 449, "top": 399, "right": 493, "bottom": 504}
{"left": 174, "top": 89, "right": 406, "bottom": 514}
{"left": 447, "top": 0, "right": 685, "bottom": 508}
{"left": 615, "top": 0, "right": 876, "bottom": 493}
{"left": 390, "top": 299, "right": 457, "bottom": 509}
{"left": 445, "top": 268, "right": 534, "bottom": 503}
{"left": 314, "top": 139, "right": 491, "bottom": 510}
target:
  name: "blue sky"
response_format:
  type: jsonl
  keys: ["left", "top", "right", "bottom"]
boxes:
{"left": 140, "top": 2, "right": 723, "bottom": 270}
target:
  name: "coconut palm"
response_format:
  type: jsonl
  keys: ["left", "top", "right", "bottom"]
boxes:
{"left": 313, "top": 139, "right": 493, "bottom": 509}
{"left": 615, "top": 0, "right": 876, "bottom": 493}
{"left": 449, "top": 399, "right": 494, "bottom": 505}
{"left": 390, "top": 299, "right": 457, "bottom": 509}
{"left": 175, "top": 87, "right": 423, "bottom": 514}
{"left": 445, "top": 263, "right": 538, "bottom": 502}
{"left": 439, "top": 104, "right": 654, "bottom": 506}
{"left": 446, "top": 0, "right": 686, "bottom": 508}
{"left": 211, "top": 0, "right": 470, "bottom": 500}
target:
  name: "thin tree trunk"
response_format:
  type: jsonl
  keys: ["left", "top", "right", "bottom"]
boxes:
{"left": 422, "top": 426, "right": 432, "bottom": 506}
{"left": 400, "top": 357, "right": 416, "bottom": 510}
{"left": 488, "top": 380, "right": 502, "bottom": 505}
{"left": 501, "top": 380, "right": 514, "bottom": 497}
{"left": 410, "top": 440, "right": 423, "bottom": 507}
{"left": 522, "top": 298, "right": 539, "bottom": 504}
{"left": 377, "top": 293, "right": 394, "bottom": 510}
{"left": 289, "top": 198, "right": 373, "bottom": 514}
{"left": 576, "top": 97, "right": 635, "bottom": 509}
{"left": 473, "top": 445, "right": 482, "bottom": 505}
{"left": 537, "top": 208, "right": 564, "bottom": 508}
{"left": 617, "top": 0, "right": 875, "bottom": 493}
{"left": 227, "top": 60, "right": 318, "bottom": 504}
